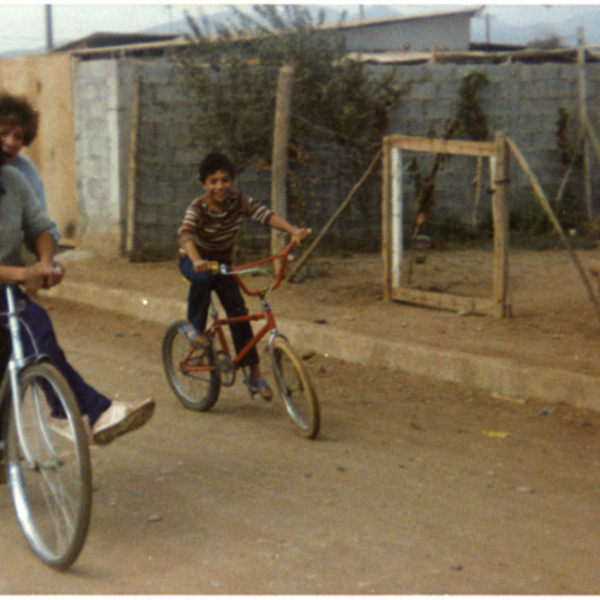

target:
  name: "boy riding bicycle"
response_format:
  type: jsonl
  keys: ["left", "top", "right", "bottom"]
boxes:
{"left": 177, "top": 152, "right": 310, "bottom": 400}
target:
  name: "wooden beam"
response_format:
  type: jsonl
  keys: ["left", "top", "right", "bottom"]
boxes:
{"left": 287, "top": 148, "right": 382, "bottom": 282}
{"left": 585, "top": 116, "right": 600, "bottom": 166}
{"left": 391, "top": 287, "right": 496, "bottom": 315}
{"left": 382, "top": 139, "right": 392, "bottom": 302}
{"left": 391, "top": 146, "right": 403, "bottom": 289}
{"left": 506, "top": 135, "right": 600, "bottom": 321}
{"left": 386, "top": 134, "right": 496, "bottom": 157}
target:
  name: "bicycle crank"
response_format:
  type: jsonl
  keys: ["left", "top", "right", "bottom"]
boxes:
{"left": 215, "top": 351, "right": 236, "bottom": 387}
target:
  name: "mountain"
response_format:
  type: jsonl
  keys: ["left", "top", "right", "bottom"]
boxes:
{"left": 479, "top": 5, "right": 600, "bottom": 47}
{"left": 147, "top": 5, "right": 600, "bottom": 48}
{"left": 143, "top": 5, "right": 403, "bottom": 37}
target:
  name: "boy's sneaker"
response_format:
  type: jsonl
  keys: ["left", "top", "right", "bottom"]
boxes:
{"left": 91, "top": 398, "right": 155, "bottom": 446}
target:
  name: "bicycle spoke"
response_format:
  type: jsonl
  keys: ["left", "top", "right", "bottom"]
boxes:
{"left": 5, "top": 363, "right": 91, "bottom": 570}
{"left": 163, "top": 320, "right": 221, "bottom": 412}
{"left": 270, "top": 337, "right": 320, "bottom": 439}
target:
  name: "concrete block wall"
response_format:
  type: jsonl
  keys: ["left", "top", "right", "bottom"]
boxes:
{"left": 72, "top": 56, "right": 600, "bottom": 260}
{"left": 130, "top": 61, "right": 205, "bottom": 260}
{"left": 388, "top": 62, "right": 600, "bottom": 229}
{"left": 73, "top": 59, "right": 124, "bottom": 259}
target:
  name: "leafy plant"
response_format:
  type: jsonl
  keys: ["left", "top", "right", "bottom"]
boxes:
{"left": 455, "top": 70, "right": 490, "bottom": 142}
{"left": 175, "top": 5, "right": 410, "bottom": 224}
{"left": 556, "top": 107, "right": 582, "bottom": 170}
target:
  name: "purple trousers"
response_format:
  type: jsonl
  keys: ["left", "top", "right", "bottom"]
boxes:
{"left": 0, "top": 288, "right": 111, "bottom": 425}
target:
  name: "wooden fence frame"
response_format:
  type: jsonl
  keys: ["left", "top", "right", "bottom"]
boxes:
{"left": 381, "top": 132, "right": 511, "bottom": 318}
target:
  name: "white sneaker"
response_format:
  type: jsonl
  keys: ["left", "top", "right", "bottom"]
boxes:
{"left": 92, "top": 398, "right": 155, "bottom": 446}
{"left": 49, "top": 415, "right": 92, "bottom": 443}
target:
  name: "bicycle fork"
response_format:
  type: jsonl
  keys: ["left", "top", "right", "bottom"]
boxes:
{"left": 267, "top": 331, "right": 289, "bottom": 395}
{"left": 5, "top": 287, "right": 40, "bottom": 470}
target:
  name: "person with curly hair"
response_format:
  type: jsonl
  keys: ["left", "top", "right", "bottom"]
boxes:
{"left": 0, "top": 142, "right": 156, "bottom": 446}
{"left": 0, "top": 91, "right": 59, "bottom": 242}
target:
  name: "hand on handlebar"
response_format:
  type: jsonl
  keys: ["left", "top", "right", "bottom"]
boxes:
{"left": 38, "top": 260, "right": 66, "bottom": 289}
{"left": 22, "top": 266, "right": 47, "bottom": 295}
{"left": 291, "top": 228, "right": 311, "bottom": 245}
{"left": 192, "top": 258, "right": 219, "bottom": 274}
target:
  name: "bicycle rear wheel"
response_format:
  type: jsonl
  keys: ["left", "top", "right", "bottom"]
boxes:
{"left": 271, "top": 337, "right": 320, "bottom": 439}
{"left": 162, "top": 320, "right": 221, "bottom": 412}
{"left": 4, "top": 362, "right": 92, "bottom": 570}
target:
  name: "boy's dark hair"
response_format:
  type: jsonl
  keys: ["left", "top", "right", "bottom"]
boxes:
{"left": 198, "top": 152, "right": 235, "bottom": 183}
{"left": 0, "top": 92, "right": 39, "bottom": 146}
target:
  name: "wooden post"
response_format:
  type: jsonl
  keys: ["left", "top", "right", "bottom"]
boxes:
{"left": 382, "top": 138, "right": 392, "bottom": 302}
{"left": 271, "top": 64, "right": 294, "bottom": 271}
{"left": 471, "top": 155, "right": 483, "bottom": 227}
{"left": 492, "top": 132, "right": 511, "bottom": 317}
{"left": 506, "top": 136, "right": 600, "bottom": 321}
{"left": 585, "top": 116, "right": 600, "bottom": 166}
{"left": 391, "top": 146, "right": 402, "bottom": 289}
{"left": 577, "top": 27, "right": 592, "bottom": 218}
{"left": 126, "top": 77, "right": 141, "bottom": 256}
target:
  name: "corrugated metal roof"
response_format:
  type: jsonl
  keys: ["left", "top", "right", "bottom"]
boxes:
{"left": 318, "top": 6, "right": 483, "bottom": 32}
{"left": 52, "top": 31, "right": 183, "bottom": 53}
{"left": 56, "top": 7, "right": 483, "bottom": 56}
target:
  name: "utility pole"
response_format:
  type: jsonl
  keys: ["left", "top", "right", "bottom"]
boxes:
{"left": 166, "top": 5, "right": 173, "bottom": 33}
{"left": 45, "top": 4, "right": 54, "bottom": 51}
{"left": 485, "top": 13, "right": 493, "bottom": 44}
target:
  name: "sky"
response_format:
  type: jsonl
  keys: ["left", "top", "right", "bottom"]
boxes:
{"left": 0, "top": 2, "right": 597, "bottom": 55}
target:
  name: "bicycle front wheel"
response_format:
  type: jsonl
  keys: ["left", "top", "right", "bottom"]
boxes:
{"left": 4, "top": 362, "right": 92, "bottom": 570}
{"left": 271, "top": 337, "right": 320, "bottom": 439}
{"left": 162, "top": 320, "right": 221, "bottom": 412}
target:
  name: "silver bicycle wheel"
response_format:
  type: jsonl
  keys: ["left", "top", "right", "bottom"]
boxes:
{"left": 271, "top": 337, "right": 320, "bottom": 439}
{"left": 4, "top": 362, "right": 92, "bottom": 570}
{"left": 162, "top": 320, "right": 221, "bottom": 412}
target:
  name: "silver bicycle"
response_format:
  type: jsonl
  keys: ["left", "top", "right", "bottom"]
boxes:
{"left": 0, "top": 284, "right": 92, "bottom": 570}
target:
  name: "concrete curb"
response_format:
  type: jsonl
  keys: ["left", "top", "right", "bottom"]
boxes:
{"left": 41, "top": 280, "right": 600, "bottom": 413}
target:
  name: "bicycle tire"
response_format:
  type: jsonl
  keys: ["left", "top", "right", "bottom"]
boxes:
{"left": 162, "top": 320, "right": 221, "bottom": 412}
{"left": 4, "top": 362, "right": 92, "bottom": 570}
{"left": 270, "top": 337, "right": 320, "bottom": 439}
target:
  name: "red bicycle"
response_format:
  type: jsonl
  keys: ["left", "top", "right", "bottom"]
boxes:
{"left": 162, "top": 238, "right": 320, "bottom": 439}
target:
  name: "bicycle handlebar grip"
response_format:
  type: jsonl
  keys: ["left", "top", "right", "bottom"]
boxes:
{"left": 292, "top": 228, "right": 312, "bottom": 245}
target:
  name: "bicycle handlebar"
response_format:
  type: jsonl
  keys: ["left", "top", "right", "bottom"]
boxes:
{"left": 212, "top": 231, "right": 311, "bottom": 297}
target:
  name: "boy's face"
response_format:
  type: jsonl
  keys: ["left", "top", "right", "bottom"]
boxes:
{"left": 202, "top": 169, "right": 233, "bottom": 209}
{"left": 0, "top": 123, "right": 24, "bottom": 165}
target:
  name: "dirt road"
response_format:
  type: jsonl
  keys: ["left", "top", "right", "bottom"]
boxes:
{"left": 1, "top": 296, "right": 600, "bottom": 594}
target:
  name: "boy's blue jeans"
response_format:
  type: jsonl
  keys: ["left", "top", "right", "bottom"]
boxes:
{"left": 179, "top": 257, "right": 259, "bottom": 368}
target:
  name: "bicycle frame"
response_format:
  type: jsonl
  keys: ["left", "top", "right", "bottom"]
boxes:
{"left": 181, "top": 238, "right": 298, "bottom": 376}
{"left": 1, "top": 285, "right": 45, "bottom": 467}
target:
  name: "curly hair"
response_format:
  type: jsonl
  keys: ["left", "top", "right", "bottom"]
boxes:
{"left": 198, "top": 152, "right": 235, "bottom": 183}
{"left": 0, "top": 92, "right": 39, "bottom": 146}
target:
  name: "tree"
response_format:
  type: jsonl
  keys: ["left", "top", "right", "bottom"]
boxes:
{"left": 175, "top": 5, "right": 409, "bottom": 226}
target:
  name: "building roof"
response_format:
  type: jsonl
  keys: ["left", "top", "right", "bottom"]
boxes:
{"left": 52, "top": 32, "right": 182, "bottom": 53}
{"left": 318, "top": 7, "right": 483, "bottom": 32}
{"left": 55, "top": 7, "right": 483, "bottom": 55}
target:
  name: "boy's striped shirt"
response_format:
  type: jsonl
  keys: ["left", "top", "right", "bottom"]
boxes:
{"left": 178, "top": 192, "right": 272, "bottom": 264}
